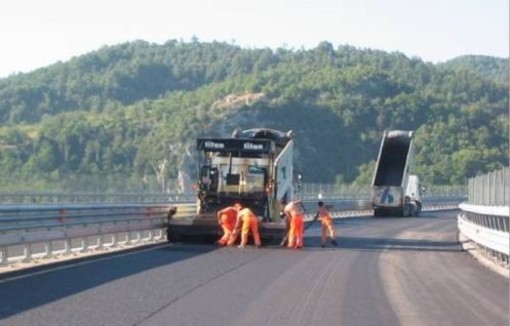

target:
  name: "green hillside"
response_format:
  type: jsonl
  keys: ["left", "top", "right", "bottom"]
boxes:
{"left": 441, "top": 55, "right": 509, "bottom": 85}
{"left": 0, "top": 40, "right": 507, "bottom": 192}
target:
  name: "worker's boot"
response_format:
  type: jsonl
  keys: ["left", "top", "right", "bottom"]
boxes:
{"left": 331, "top": 239, "right": 338, "bottom": 246}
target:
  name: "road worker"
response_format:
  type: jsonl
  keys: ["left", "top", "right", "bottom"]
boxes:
{"left": 231, "top": 202, "right": 261, "bottom": 248}
{"left": 280, "top": 199, "right": 305, "bottom": 249}
{"left": 216, "top": 205, "right": 238, "bottom": 246}
{"left": 314, "top": 201, "right": 338, "bottom": 248}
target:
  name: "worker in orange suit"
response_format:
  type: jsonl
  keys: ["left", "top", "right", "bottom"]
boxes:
{"left": 216, "top": 205, "right": 238, "bottom": 246}
{"left": 314, "top": 201, "right": 338, "bottom": 248}
{"left": 280, "top": 199, "right": 305, "bottom": 249}
{"left": 231, "top": 202, "right": 261, "bottom": 248}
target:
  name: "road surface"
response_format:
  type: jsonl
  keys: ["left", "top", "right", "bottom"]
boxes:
{"left": 0, "top": 210, "right": 508, "bottom": 326}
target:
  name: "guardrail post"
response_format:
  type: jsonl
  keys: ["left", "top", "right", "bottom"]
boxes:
{"left": 59, "top": 209, "right": 67, "bottom": 223}
{"left": 23, "top": 243, "right": 32, "bottom": 263}
{"left": 145, "top": 207, "right": 153, "bottom": 219}
{"left": 0, "top": 247, "right": 7, "bottom": 266}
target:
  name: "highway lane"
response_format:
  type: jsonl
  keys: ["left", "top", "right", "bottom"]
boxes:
{"left": 0, "top": 210, "right": 508, "bottom": 326}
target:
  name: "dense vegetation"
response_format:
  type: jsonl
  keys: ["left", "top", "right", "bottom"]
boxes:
{"left": 0, "top": 40, "right": 507, "bottom": 192}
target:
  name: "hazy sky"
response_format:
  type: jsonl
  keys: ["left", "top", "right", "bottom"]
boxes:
{"left": 1, "top": 0, "right": 508, "bottom": 78}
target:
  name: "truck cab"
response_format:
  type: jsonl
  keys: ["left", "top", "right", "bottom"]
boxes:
{"left": 404, "top": 174, "right": 423, "bottom": 216}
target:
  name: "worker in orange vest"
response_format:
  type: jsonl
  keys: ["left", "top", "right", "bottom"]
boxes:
{"left": 231, "top": 202, "right": 261, "bottom": 248}
{"left": 314, "top": 201, "right": 338, "bottom": 248}
{"left": 280, "top": 199, "right": 305, "bottom": 249}
{"left": 216, "top": 205, "right": 237, "bottom": 246}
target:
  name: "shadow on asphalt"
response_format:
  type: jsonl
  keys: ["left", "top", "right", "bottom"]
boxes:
{"left": 300, "top": 235, "right": 463, "bottom": 252}
{"left": 0, "top": 243, "right": 216, "bottom": 320}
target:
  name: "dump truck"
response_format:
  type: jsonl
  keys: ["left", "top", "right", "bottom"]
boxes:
{"left": 371, "top": 130, "right": 422, "bottom": 217}
{"left": 167, "top": 128, "right": 300, "bottom": 242}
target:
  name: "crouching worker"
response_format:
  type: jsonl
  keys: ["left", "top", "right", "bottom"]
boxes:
{"left": 216, "top": 205, "right": 238, "bottom": 246}
{"left": 315, "top": 201, "right": 338, "bottom": 248}
{"left": 230, "top": 202, "right": 261, "bottom": 248}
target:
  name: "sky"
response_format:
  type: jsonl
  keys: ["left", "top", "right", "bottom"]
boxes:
{"left": 0, "top": 0, "right": 508, "bottom": 78}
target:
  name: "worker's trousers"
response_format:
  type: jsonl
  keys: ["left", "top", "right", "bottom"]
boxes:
{"left": 240, "top": 215, "right": 261, "bottom": 246}
{"left": 288, "top": 214, "right": 304, "bottom": 248}
{"left": 320, "top": 215, "right": 336, "bottom": 245}
{"left": 218, "top": 213, "right": 235, "bottom": 246}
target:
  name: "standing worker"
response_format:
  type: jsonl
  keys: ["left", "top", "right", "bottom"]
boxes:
{"left": 216, "top": 205, "right": 238, "bottom": 246}
{"left": 280, "top": 199, "right": 305, "bottom": 249}
{"left": 314, "top": 201, "right": 338, "bottom": 247}
{"left": 231, "top": 202, "right": 261, "bottom": 248}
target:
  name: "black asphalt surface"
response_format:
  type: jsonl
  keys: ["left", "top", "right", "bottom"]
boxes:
{"left": 0, "top": 210, "right": 508, "bottom": 326}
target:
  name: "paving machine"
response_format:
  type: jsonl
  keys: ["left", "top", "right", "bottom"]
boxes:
{"left": 167, "top": 128, "right": 300, "bottom": 243}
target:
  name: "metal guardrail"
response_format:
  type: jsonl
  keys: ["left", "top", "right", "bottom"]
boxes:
{"left": 0, "top": 192, "right": 196, "bottom": 204}
{"left": 0, "top": 203, "right": 180, "bottom": 266}
{"left": 458, "top": 203, "right": 510, "bottom": 266}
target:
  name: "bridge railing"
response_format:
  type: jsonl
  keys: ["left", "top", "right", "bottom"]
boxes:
{"left": 458, "top": 204, "right": 509, "bottom": 266}
{"left": 0, "top": 192, "right": 196, "bottom": 204}
{"left": 0, "top": 203, "right": 189, "bottom": 266}
{"left": 458, "top": 167, "right": 510, "bottom": 267}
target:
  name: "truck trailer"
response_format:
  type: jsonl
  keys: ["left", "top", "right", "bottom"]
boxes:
{"left": 167, "top": 128, "right": 299, "bottom": 243}
{"left": 371, "top": 130, "right": 422, "bottom": 217}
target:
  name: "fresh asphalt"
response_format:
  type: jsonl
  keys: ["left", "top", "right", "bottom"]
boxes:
{"left": 0, "top": 211, "right": 508, "bottom": 326}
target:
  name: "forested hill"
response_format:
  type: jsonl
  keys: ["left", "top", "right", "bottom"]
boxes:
{"left": 442, "top": 55, "right": 509, "bottom": 85}
{"left": 0, "top": 40, "right": 507, "bottom": 192}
